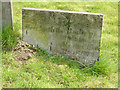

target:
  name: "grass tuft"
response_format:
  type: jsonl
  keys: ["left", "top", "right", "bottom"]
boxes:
{"left": 2, "top": 27, "right": 20, "bottom": 51}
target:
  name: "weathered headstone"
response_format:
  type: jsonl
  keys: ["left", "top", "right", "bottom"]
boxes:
{"left": 0, "top": 1, "right": 2, "bottom": 29}
{"left": 1, "top": 0, "right": 12, "bottom": 28}
{"left": 0, "top": 1, "right": 2, "bottom": 89}
{"left": 0, "top": 1, "right": 2, "bottom": 30}
{"left": 22, "top": 8, "right": 103, "bottom": 66}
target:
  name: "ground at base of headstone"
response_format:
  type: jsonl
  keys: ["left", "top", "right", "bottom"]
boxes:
{"left": 13, "top": 40, "right": 36, "bottom": 64}
{"left": 2, "top": 40, "right": 118, "bottom": 88}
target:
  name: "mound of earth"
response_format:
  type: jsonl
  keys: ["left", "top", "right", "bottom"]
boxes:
{"left": 13, "top": 40, "right": 36, "bottom": 62}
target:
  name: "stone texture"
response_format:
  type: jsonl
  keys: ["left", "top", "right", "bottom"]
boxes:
{"left": 0, "top": 2, "right": 2, "bottom": 59}
{"left": 1, "top": 1, "right": 12, "bottom": 28}
{"left": 0, "top": 2, "right": 2, "bottom": 88}
{"left": 22, "top": 8, "right": 103, "bottom": 66}
{"left": 0, "top": 1, "right": 2, "bottom": 30}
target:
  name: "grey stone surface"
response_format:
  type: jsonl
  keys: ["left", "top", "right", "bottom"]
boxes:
{"left": 1, "top": 1, "right": 12, "bottom": 28}
{"left": 0, "top": 1, "right": 2, "bottom": 29}
{"left": 22, "top": 8, "right": 103, "bottom": 66}
{"left": 0, "top": 3, "right": 1, "bottom": 33}
{"left": 0, "top": 2, "right": 2, "bottom": 88}
{"left": 0, "top": 1, "right": 2, "bottom": 60}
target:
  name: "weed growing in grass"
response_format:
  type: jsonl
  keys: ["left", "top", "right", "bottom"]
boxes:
{"left": 2, "top": 27, "right": 20, "bottom": 51}
{"left": 81, "top": 57, "right": 117, "bottom": 76}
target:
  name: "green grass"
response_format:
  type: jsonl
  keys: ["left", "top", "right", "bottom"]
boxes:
{"left": 2, "top": 27, "right": 20, "bottom": 51}
{"left": 2, "top": 2, "right": 118, "bottom": 88}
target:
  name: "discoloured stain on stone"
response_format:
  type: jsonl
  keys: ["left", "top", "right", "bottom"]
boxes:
{"left": 22, "top": 8, "right": 103, "bottom": 66}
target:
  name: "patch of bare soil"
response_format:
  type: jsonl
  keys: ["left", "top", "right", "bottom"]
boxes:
{"left": 13, "top": 40, "right": 36, "bottom": 64}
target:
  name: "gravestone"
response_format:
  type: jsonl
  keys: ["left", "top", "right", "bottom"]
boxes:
{"left": 1, "top": 0, "right": 12, "bottom": 28}
{"left": 0, "top": 1, "right": 2, "bottom": 30}
{"left": 0, "top": 1, "right": 2, "bottom": 29}
{"left": 0, "top": 1, "right": 2, "bottom": 88}
{"left": 22, "top": 8, "right": 103, "bottom": 66}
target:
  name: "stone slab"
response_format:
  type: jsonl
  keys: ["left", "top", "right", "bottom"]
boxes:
{"left": 22, "top": 8, "right": 103, "bottom": 66}
{"left": 0, "top": 2, "right": 1, "bottom": 27}
{"left": 1, "top": 1, "right": 12, "bottom": 28}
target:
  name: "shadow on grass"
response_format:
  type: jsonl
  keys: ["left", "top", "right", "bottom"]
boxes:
{"left": 29, "top": 46, "right": 115, "bottom": 77}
